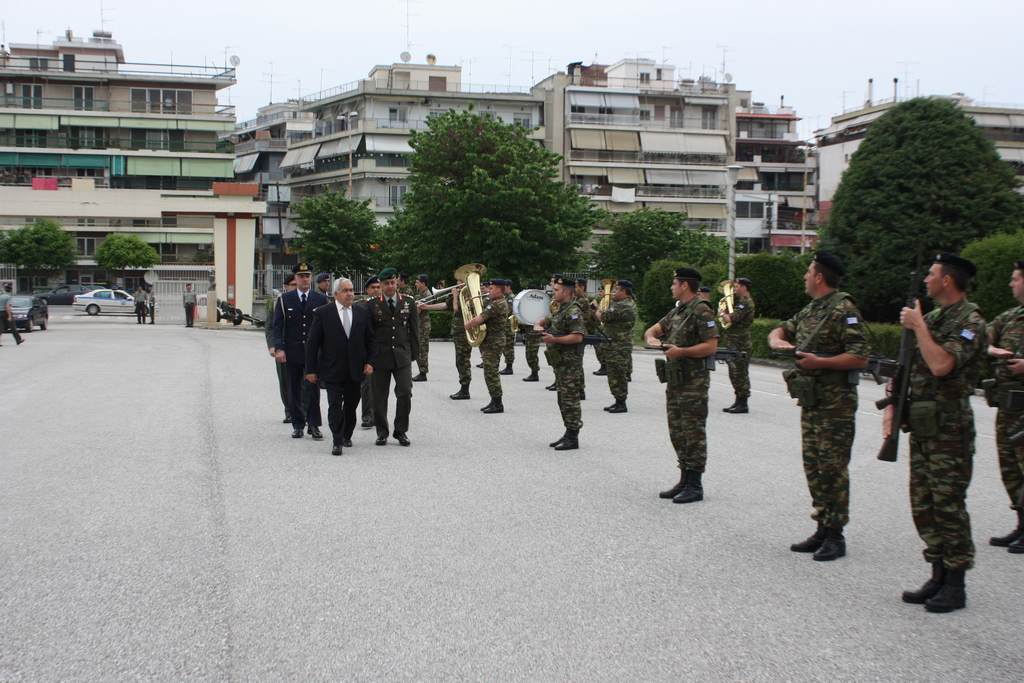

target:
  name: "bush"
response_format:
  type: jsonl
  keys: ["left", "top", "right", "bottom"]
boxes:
{"left": 429, "top": 311, "right": 453, "bottom": 338}
{"left": 961, "top": 231, "right": 1024, "bottom": 320}
{"left": 639, "top": 259, "right": 689, "bottom": 325}
{"left": 734, "top": 252, "right": 810, "bottom": 320}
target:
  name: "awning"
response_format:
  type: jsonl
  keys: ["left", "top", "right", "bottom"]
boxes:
{"left": 131, "top": 232, "right": 214, "bottom": 245}
{"left": 684, "top": 96, "right": 725, "bottom": 106}
{"left": 570, "top": 130, "right": 607, "bottom": 150}
{"left": 1011, "top": 115, "right": 1024, "bottom": 128}
{"left": 687, "top": 170, "right": 726, "bottom": 186}
{"left": 786, "top": 196, "right": 816, "bottom": 209}
{"left": 603, "top": 93, "right": 640, "bottom": 110}
{"left": 234, "top": 153, "right": 259, "bottom": 174}
{"left": 737, "top": 167, "right": 759, "bottom": 181}
{"left": 62, "top": 154, "right": 110, "bottom": 169}
{"left": 605, "top": 130, "right": 640, "bottom": 151}
{"left": 971, "top": 113, "right": 1011, "bottom": 128}
{"left": 998, "top": 148, "right": 1024, "bottom": 163}
{"left": 317, "top": 136, "right": 360, "bottom": 158}
{"left": 0, "top": 114, "right": 13, "bottom": 128}
{"left": 607, "top": 168, "right": 644, "bottom": 184}
{"left": 177, "top": 120, "right": 234, "bottom": 132}
{"left": 280, "top": 144, "right": 321, "bottom": 168}
{"left": 364, "top": 135, "right": 413, "bottom": 153}
{"left": 682, "top": 134, "right": 727, "bottom": 155}
{"left": 181, "top": 158, "right": 233, "bottom": 178}
{"left": 610, "top": 186, "right": 636, "bottom": 203}
{"left": 639, "top": 131, "right": 684, "bottom": 153}
{"left": 14, "top": 114, "right": 59, "bottom": 130}
{"left": 646, "top": 169, "right": 686, "bottom": 185}
{"left": 61, "top": 115, "right": 120, "bottom": 128}
{"left": 18, "top": 153, "right": 61, "bottom": 168}
{"left": 127, "top": 157, "right": 181, "bottom": 176}
{"left": 568, "top": 91, "right": 604, "bottom": 108}
{"left": 118, "top": 117, "right": 175, "bottom": 130}
{"left": 567, "top": 166, "right": 606, "bottom": 176}
{"left": 684, "top": 203, "right": 727, "bottom": 219}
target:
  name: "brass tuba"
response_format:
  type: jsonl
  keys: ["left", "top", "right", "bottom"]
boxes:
{"left": 598, "top": 278, "right": 615, "bottom": 312}
{"left": 455, "top": 263, "right": 487, "bottom": 347}
{"left": 717, "top": 280, "right": 735, "bottom": 329}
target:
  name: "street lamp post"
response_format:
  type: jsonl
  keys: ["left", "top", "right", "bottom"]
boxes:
{"left": 726, "top": 164, "right": 742, "bottom": 281}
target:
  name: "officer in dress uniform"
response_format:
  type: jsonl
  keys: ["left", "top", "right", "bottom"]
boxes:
{"left": 266, "top": 273, "right": 296, "bottom": 424}
{"left": 366, "top": 267, "right": 419, "bottom": 447}
{"left": 272, "top": 262, "right": 329, "bottom": 440}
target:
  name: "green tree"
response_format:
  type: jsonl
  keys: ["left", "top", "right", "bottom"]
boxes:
{"left": 291, "top": 191, "right": 379, "bottom": 276}
{"left": 821, "top": 97, "right": 1024, "bottom": 321}
{"left": 733, "top": 252, "right": 810, "bottom": 320}
{"left": 95, "top": 234, "right": 159, "bottom": 271}
{"left": 593, "top": 208, "right": 727, "bottom": 291}
{"left": 0, "top": 218, "right": 77, "bottom": 270}
{"left": 961, "top": 231, "right": 1024, "bottom": 319}
{"left": 379, "top": 109, "right": 596, "bottom": 284}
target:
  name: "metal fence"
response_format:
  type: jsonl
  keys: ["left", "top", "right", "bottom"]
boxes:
{"left": 149, "top": 267, "right": 214, "bottom": 324}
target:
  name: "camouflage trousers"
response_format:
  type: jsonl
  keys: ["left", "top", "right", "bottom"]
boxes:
{"left": 666, "top": 388, "right": 708, "bottom": 472}
{"left": 502, "top": 328, "right": 515, "bottom": 368}
{"left": 995, "top": 409, "right": 1024, "bottom": 509}
{"left": 453, "top": 328, "right": 472, "bottom": 386}
{"left": 726, "top": 347, "right": 751, "bottom": 398}
{"left": 800, "top": 400, "right": 855, "bottom": 529}
{"left": 595, "top": 342, "right": 608, "bottom": 368}
{"left": 554, "top": 358, "right": 584, "bottom": 431}
{"left": 360, "top": 376, "right": 373, "bottom": 423}
{"left": 605, "top": 344, "right": 631, "bottom": 401}
{"left": 417, "top": 318, "right": 431, "bottom": 373}
{"left": 480, "top": 338, "right": 504, "bottom": 399}
{"left": 910, "top": 401, "right": 976, "bottom": 570}
{"left": 523, "top": 331, "right": 541, "bottom": 373}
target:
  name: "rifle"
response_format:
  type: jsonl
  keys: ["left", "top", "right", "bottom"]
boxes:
{"left": 646, "top": 344, "right": 746, "bottom": 370}
{"left": 540, "top": 329, "right": 609, "bottom": 346}
{"left": 875, "top": 255, "right": 923, "bottom": 463}
{"left": 772, "top": 349, "right": 899, "bottom": 385}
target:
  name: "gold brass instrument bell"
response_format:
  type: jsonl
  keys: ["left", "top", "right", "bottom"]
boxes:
{"left": 717, "top": 280, "right": 735, "bottom": 329}
{"left": 598, "top": 278, "right": 615, "bottom": 312}
{"left": 454, "top": 263, "right": 487, "bottom": 347}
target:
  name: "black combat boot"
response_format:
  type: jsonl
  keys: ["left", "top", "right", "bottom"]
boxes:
{"left": 549, "top": 431, "right": 569, "bottom": 447}
{"left": 925, "top": 568, "right": 966, "bottom": 613}
{"left": 412, "top": 371, "right": 427, "bottom": 382}
{"left": 499, "top": 365, "right": 513, "bottom": 375}
{"left": 812, "top": 527, "right": 846, "bottom": 561}
{"left": 902, "top": 562, "right": 946, "bottom": 604}
{"left": 476, "top": 362, "right": 483, "bottom": 369}
{"left": 579, "top": 389, "right": 585, "bottom": 401}
{"left": 545, "top": 382, "right": 557, "bottom": 391}
{"left": 672, "top": 470, "right": 703, "bottom": 504}
{"left": 659, "top": 472, "right": 687, "bottom": 499}
{"left": 522, "top": 371, "right": 539, "bottom": 382}
{"left": 989, "top": 508, "right": 1024, "bottom": 547}
{"left": 1008, "top": 535, "right": 1024, "bottom": 554}
{"left": 482, "top": 398, "right": 504, "bottom": 414}
{"left": 479, "top": 399, "right": 494, "bottom": 412}
{"left": 553, "top": 429, "right": 579, "bottom": 451}
{"left": 790, "top": 524, "right": 826, "bottom": 553}
{"left": 593, "top": 366, "right": 607, "bottom": 376}
{"left": 606, "top": 399, "right": 627, "bottom": 413}
{"left": 723, "top": 396, "right": 749, "bottom": 414}
{"left": 449, "top": 384, "right": 470, "bottom": 400}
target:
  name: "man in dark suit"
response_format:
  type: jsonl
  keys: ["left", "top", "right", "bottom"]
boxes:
{"left": 272, "top": 261, "right": 329, "bottom": 440}
{"left": 366, "top": 267, "right": 419, "bottom": 446}
{"left": 305, "top": 277, "right": 374, "bottom": 456}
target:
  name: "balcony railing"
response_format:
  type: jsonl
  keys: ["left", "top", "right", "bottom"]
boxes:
{"left": 0, "top": 174, "right": 110, "bottom": 189}
{"left": 300, "top": 77, "right": 531, "bottom": 105}
{"left": 568, "top": 112, "right": 725, "bottom": 131}
{"left": 234, "top": 110, "right": 313, "bottom": 131}
{"left": 233, "top": 138, "right": 290, "bottom": 154}
{"left": 580, "top": 184, "right": 725, "bottom": 199}
{"left": 0, "top": 55, "right": 235, "bottom": 80}
{"left": 0, "top": 133, "right": 232, "bottom": 154}
{"left": 568, "top": 149, "right": 727, "bottom": 166}
{"left": 0, "top": 94, "right": 234, "bottom": 117}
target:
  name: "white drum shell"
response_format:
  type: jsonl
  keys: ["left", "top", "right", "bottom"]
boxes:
{"left": 512, "top": 289, "right": 551, "bottom": 325}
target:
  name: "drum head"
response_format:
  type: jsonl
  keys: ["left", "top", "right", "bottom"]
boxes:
{"left": 512, "top": 289, "right": 550, "bottom": 325}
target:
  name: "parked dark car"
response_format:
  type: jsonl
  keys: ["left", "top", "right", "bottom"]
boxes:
{"left": 36, "top": 284, "right": 100, "bottom": 305}
{"left": 8, "top": 295, "right": 49, "bottom": 332}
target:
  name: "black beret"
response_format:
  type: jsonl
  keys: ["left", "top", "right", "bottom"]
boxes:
{"left": 364, "top": 276, "right": 380, "bottom": 286}
{"left": 674, "top": 267, "right": 701, "bottom": 281}
{"left": 1014, "top": 261, "right": 1024, "bottom": 272}
{"left": 398, "top": 272, "right": 409, "bottom": 281}
{"left": 481, "top": 279, "right": 493, "bottom": 287}
{"left": 292, "top": 261, "right": 312, "bottom": 275}
{"left": 616, "top": 279, "right": 634, "bottom": 291}
{"left": 416, "top": 273, "right": 429, "bottom": 284}
{"left": 934, "top": 252, "right": 976, "bottom": 278}
{"left": 552, "top": 275, "right": 575, "bottom": 287}
{"left": 698, "top": 286, "right": 712, "bottom": 293}
{"left": 284, "top": 274, "right": 296, "bottom": 285}
{"left": 316, "top": 272, "right": 330, "bottom": 283}
{"left": 575, "top": 278, "right": 587, "bottom": 287}
{"left": 378, "top": 267, "right": 397, "bottom": 279}
{"left": 736, "top": 277, "right": 752, "bottom": 287}
{"left": 813, "top": 251, "right": 844, "bottom": 277}
{"left": 502, "top": 279, "right": 514, "bottom": 287}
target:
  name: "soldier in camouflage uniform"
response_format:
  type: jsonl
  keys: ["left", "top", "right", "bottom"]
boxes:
{"left": 521, "top": 282, "right": 543, "bottom": 382}
{"left": 541, "top": 275, "right": 586, "bottom": 450}
{"left": 721, "top": 277, "right": 756, "bottom": 414}
{"left": 595, "top": 279, "right": 637, "bottom": 413}
{"left": 465, "top": 279, "right": 509, "bottom": 413}
{"left": 499, "top": 280, "right": 516, "bottom": 375}
{"left": 986, "top": 260, "right": 1024, "bottom": 554}
{"left": 448, "top": 278, "right": 474, "bottom": 400}
{"left": 412, "top": 274, "right": 447, "bottom": 382}
{"left": 356, "top": 276, "right": 381, "bottom": 428}
{"left": 768, "top": 252, "right": 868, "bottom": 561}
{"left": 645, "top": 267, "right": 719, "bottom": 504}
{"left": 897, "top": 253, "right": 986, "bottom": 613}
{"left": 574, "top": 278, "right": 595, "bottom": 400}
{"left": 544, "top": 276, "right": 562, "bottom": 391}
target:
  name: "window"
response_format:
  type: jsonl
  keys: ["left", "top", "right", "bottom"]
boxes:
{"left": 114, "top": 291, "right": 130, "bottom": 300}
{"left": 93, "top": 290, "right": 112, "bottom": 300}
{"left": 639, "top": 72, "right": 651, "bottom": 84}
{"left": 735, "top": 202, "right": 765, "bottom": 219}
{"left": 131, "top": 89, "right": 147, "bottom": 113}
{"left": 70, "top": 127, "right": 98, "bottom": 149}
{"left": 21, "top": 84, "right": 43, "bottom": 109}
{"left": 701, "top": 106, "right": 719, "bottom": 130}
{"left": 389, "top": 185, "right": 408, "bottom": 206}
{"left": 656, "top": 68, "right": 663, "bottom": 81}
{"left": 73, "top": 86, "right": 94, "bottom": 111}
{"left": 639, "top": 109, "right": 652, "bottom": 121}
{"left": 76, "top": 218, "right": 97, "bottom": 227}
{"left": 130, "top": 88, "right": 192, "bottom": 114}
{"left": 158, "top": 243, "right": 177, "bottom": 255}
{"left": 63, "top": 54, "right": 76, "bottom": 72}
{"left": 76, "top": 237, "right": 96, "bottom": 256}
{"left": 29, "top": 57, "right": 49, "bottom": 71}
{"left": 388, "top": 107, "right": 408, "bottom": 123}
{"left": 513, "top": 113, "right": 532, "bottom": 128}
{"left": 428, "top": 76, "right": 447, "bottom": 92}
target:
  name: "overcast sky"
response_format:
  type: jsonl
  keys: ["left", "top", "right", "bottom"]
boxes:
{"left": 2, "top": 0, "right": 1020, "bottom": 138}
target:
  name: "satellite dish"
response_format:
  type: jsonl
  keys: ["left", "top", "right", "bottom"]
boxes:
{"left": 723, "top": 72, "right": 733, "bottom": 83}
{"left": 400, "top": 51, "right": 411, "bottom": 63}
{"left": 229, "top": 55, "right": 241, "bottom": 67}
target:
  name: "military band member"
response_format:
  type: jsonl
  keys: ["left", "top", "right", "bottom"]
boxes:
{"left": 541, "top": 275, "right": 586, "bottom": 450}
{"left": 986, "top": 260, "right": 1024, "bottom": 554}
{"left": 448, "top": 277, "right": 473, "bottom": 400}
{"left": 544, "top": 275, "right": 562, "bottom": 392}
{"left": 357, "top": 276, "right": 381, "bottom": 428}
{"left": 272, "top": 262, "right": 328, "bottom": 440}
{"left": 573, "top": 278, "right": 593, "bottom": 400}
{"left": 768, "top": 252, "right": 867, "bottom": 561}
{"left": 896, "top": 253, "right": 986, "bottom": 613}
{"left": 722, "top": 277, "right": 756, "bottom": 414}
{"left": 697, "top": 285, "right": 711, "bottom": 303}
{"left": 645, "top": 267, "right": 718, "bottom": 504}
{"left": 522, "top": 282, "right": 543, "bottom": 382}
{"left": 466, "top": 279, "right": 510, "bottom": 413}
{"left": 316, "top": 272, "right": 332, "bottom": 297}
{"left": 413, "top": 274, "right": 446, "bottom": 382}
{"left": 500, "top": 279, "right": 516, "bottom": 375}
{"left": 366, "top": 267, "right": 419, "bottom": 446}
{"left": 266, "top": 273, "right": 296, "bottom": 424}
{"left": 596, "top": 279, "right": 637, "bottom": 413}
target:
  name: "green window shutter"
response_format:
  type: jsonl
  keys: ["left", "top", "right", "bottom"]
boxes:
{"left": 18, "top": 153, "right": 62, "bottom": 167}
{"left": 118, "top": 117, "right": 175, "bottom": 130}
{"left": 61, "top": 154, "right": 111, "bottom": 169}
{"left": 180, "top": 158, "right": 233, "bottom": 178}
{"left": 177, "top": 120, "right": 234, "bottom": 132}
{"left": 14, "top": 114, "right": 60, "bottom": 130}
{"left": 111, "top": 156, "right": 127, "bottom": 176}
{"left": 0, "top": 114, "right": 15, "bottom": 127}
{"left": 0, "top": 152, "right": 18, "bottom": 165}
{"left": 126, "top": 157, "right": 181, "bottom": 176}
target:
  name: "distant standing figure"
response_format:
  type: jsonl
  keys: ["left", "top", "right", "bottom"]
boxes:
{"left": 0, "top": 283, "right": 24, "bottom": 346}
{"left": 147, "top": 287, "right": 156, "bottom": 324}
{"left": 134, "top": 286, "right": 147, "bottom": 324}
{"left": 182, "top": 283, "right": 197, "bottom": 327}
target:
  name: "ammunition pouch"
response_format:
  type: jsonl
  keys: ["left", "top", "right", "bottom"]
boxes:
{"left": 982, "top": 378, "right": 998, "bottom": 408}
{"left": 908, "top": 400, "right": 939, "bottom": 438}
{"left": 544, "top": 347, "right": 558, "bottom": 368}
{"left": 655, "top": 358, "right": 667, "bottom": 384}
{"left": 984, "top": 380, "right": 1024, "bottom": 411}
{"left": 783, "top": 369, "right": 819, "bottom": 408}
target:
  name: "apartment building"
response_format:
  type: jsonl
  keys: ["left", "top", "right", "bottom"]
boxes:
{"left": 533, "top": 58, "right": 737, "bottom": 239}
{"left": 281, "top": 57, "right": 544, "bottom": 224}
{"left": 734, "top": 93, "right": 817, "bottom": 251}
{"left": 816, "top": 85, "right": 1024, "bottom": 219}
{"left": 228, "top": 101, "right": 314, "bottom": 267}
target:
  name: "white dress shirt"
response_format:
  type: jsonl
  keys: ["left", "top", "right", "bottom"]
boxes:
{"left": 335, "top": 300, "right": 352, "bottom": 336}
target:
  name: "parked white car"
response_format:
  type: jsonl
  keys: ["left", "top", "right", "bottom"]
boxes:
{"left": 72, "top": 289, "right": 137, "bottom": 316}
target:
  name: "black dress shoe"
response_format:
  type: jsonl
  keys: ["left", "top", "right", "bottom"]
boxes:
{"left": 360, "top": 420, "right": 373, "bottom": 430}
{"left": 282, "top": 417, "right": 292, "bottom": 423}
{"left": 375, "top": 436, "right": 388, "bottom": 446}
{"left": 308, "top": 427, "right": 324, "bottom": 441}
{"left": 393, "top": 432, "right": 411, "bottom": 446}
{"left": 331, "top": 445, "right": 343, "bottom": 456}
{"left": 343, "top": 439, "right": 353, "bottom": 448}
{"left": 291, "top": 429, "right": 303, "bottom": 439}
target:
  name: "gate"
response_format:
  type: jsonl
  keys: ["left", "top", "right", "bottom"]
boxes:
{"left": 148, "top": 267, "right": 214, "bottom": 324}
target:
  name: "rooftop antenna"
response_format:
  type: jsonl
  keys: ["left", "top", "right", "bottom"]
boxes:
{"left": 502, "top": 43, "right": 516, "bottom": 89}
{"left": 222, "top": 45, "right": 237, "bottom": 70}
{"left": 896, "top": 61, "right": 917, "bottom": 100}
{"left": 319, "top": 68, "right": 333, "bottom": 93}
{"left": 661, "top": 45, "right": 672, "bottom": 65}
{"left": 262, "top": 61, "right": 281, "bottom": 104}
{"left": 520, "top": 50, "right": 538, "bottom": 85}
{"left": 99, "top": 0, "right": 112, "bottom": 33}
{"left": 401, "top": 0, "right": 418, "bottom": 55}
{"left": 716, "top": 43, "right": 731, "bottom": 82}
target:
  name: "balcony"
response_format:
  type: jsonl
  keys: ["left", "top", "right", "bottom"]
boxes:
{"left": 0, "top": 94, "right": 235, "bottom": 117}
{"left": 0, "top": 173, "right": 110, "bottom": 189}
{"left": 0, "top": 133, "right": 232, "bottom": 154}
{"left": 234, "top": 110, "right": 312, "bottom": 132}
{"left": 568, "top": 149, "right": 727, "bottom": 166}
{"left": 568, "top": 112, "right": 725, "bottom": 131}
{"left": 0, "top": 56, "right": 235, "bottom": 81}
{"left": 233, "top": 138, "right": 290, "bottom": 154}
{"left": 301, "top": 78, "right": 532, "bottom": 104}
{"left": 580, "top": 184, "right": 725, "bottom": 199}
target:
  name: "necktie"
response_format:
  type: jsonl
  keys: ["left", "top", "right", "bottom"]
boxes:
{"left": 389, "top": 299, "right": 396, "bottom": 315}
{"left": 342, "top": 307, "right": 351, "bottom": 336}
{"left": 300, "top": 292, "right": 306, "bottom": 306}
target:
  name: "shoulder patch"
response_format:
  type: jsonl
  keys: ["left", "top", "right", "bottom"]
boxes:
{"left": 846, "top": 316, "right": 858, "bottom": 325}
{"left": 706, "top": 320, "right": 716, "bottom": 328}
{"left": 960, "top": 329, "right": 976, "bottom": 341}
{"left": 737, "top": 304, "right": 745, "bottom": 309}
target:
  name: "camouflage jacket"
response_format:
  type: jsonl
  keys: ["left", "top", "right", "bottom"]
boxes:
{"left": 414, "top": 290, "right": 433, "bottom": 333}
{"left": 988, "top": 304, "right": 1024, "bottom": 386}
{"left": 722, "top": 294, "right": 755, "bottom": 348}
{"left": 478, "top": 296, "right": 509, "bottom": 347}
{"left": 575, "top": 294, "right": 599, "bottom": 333}
{"left": 547, "top": 300, "right": 586, "bottom": 367}
{"left": 779, "top": 291, "right": 868, "bottom": 379}
{"left": 601, "top": 298, "right": 637, "bottom": 346}
{"left": 657, "top": 297, "right": 718, "bottom": 391}
{"left": 909, "top": 299, "right": 986, "bottom": 402}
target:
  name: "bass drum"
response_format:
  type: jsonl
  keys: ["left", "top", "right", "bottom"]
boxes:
{"left": 512, "top": 289, "right": 551, "bottom": 326}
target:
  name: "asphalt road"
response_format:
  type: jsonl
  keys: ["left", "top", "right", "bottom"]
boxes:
{"left": 1, "top": 319, "right": 1021, "bottom": 681}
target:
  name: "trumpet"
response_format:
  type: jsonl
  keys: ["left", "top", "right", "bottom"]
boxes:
{"left": 717, "top": 280, "right": 735, "bottom": 329}
{"left": 415, "top": 283, "right": 459, "bottom": 305}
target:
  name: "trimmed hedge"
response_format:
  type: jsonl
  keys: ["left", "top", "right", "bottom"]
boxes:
{"left": 961, "top": 231, "right": 1024, "bottom": 320}
{"left": 747, "top": 319, "right": 902, "bottom": 360}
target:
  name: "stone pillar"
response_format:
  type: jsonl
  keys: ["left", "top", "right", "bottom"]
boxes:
{"left": 213, "top": 215, "right": 257, "bottom": 316}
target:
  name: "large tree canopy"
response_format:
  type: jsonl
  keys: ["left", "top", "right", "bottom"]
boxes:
{"left": 95, "top": 234, "right": 159, "bottom": 271}
{"left": 0, "top": 219, "right": 77, "bottom": 271}
{"left": 291, "top": 191, "right": 379, "bottom": 276}
{"left": 821, "top": 97, "right": 1024, "bottom": 321}
{"left": 378, "top": 110, "right": 596, "bottom": 284}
